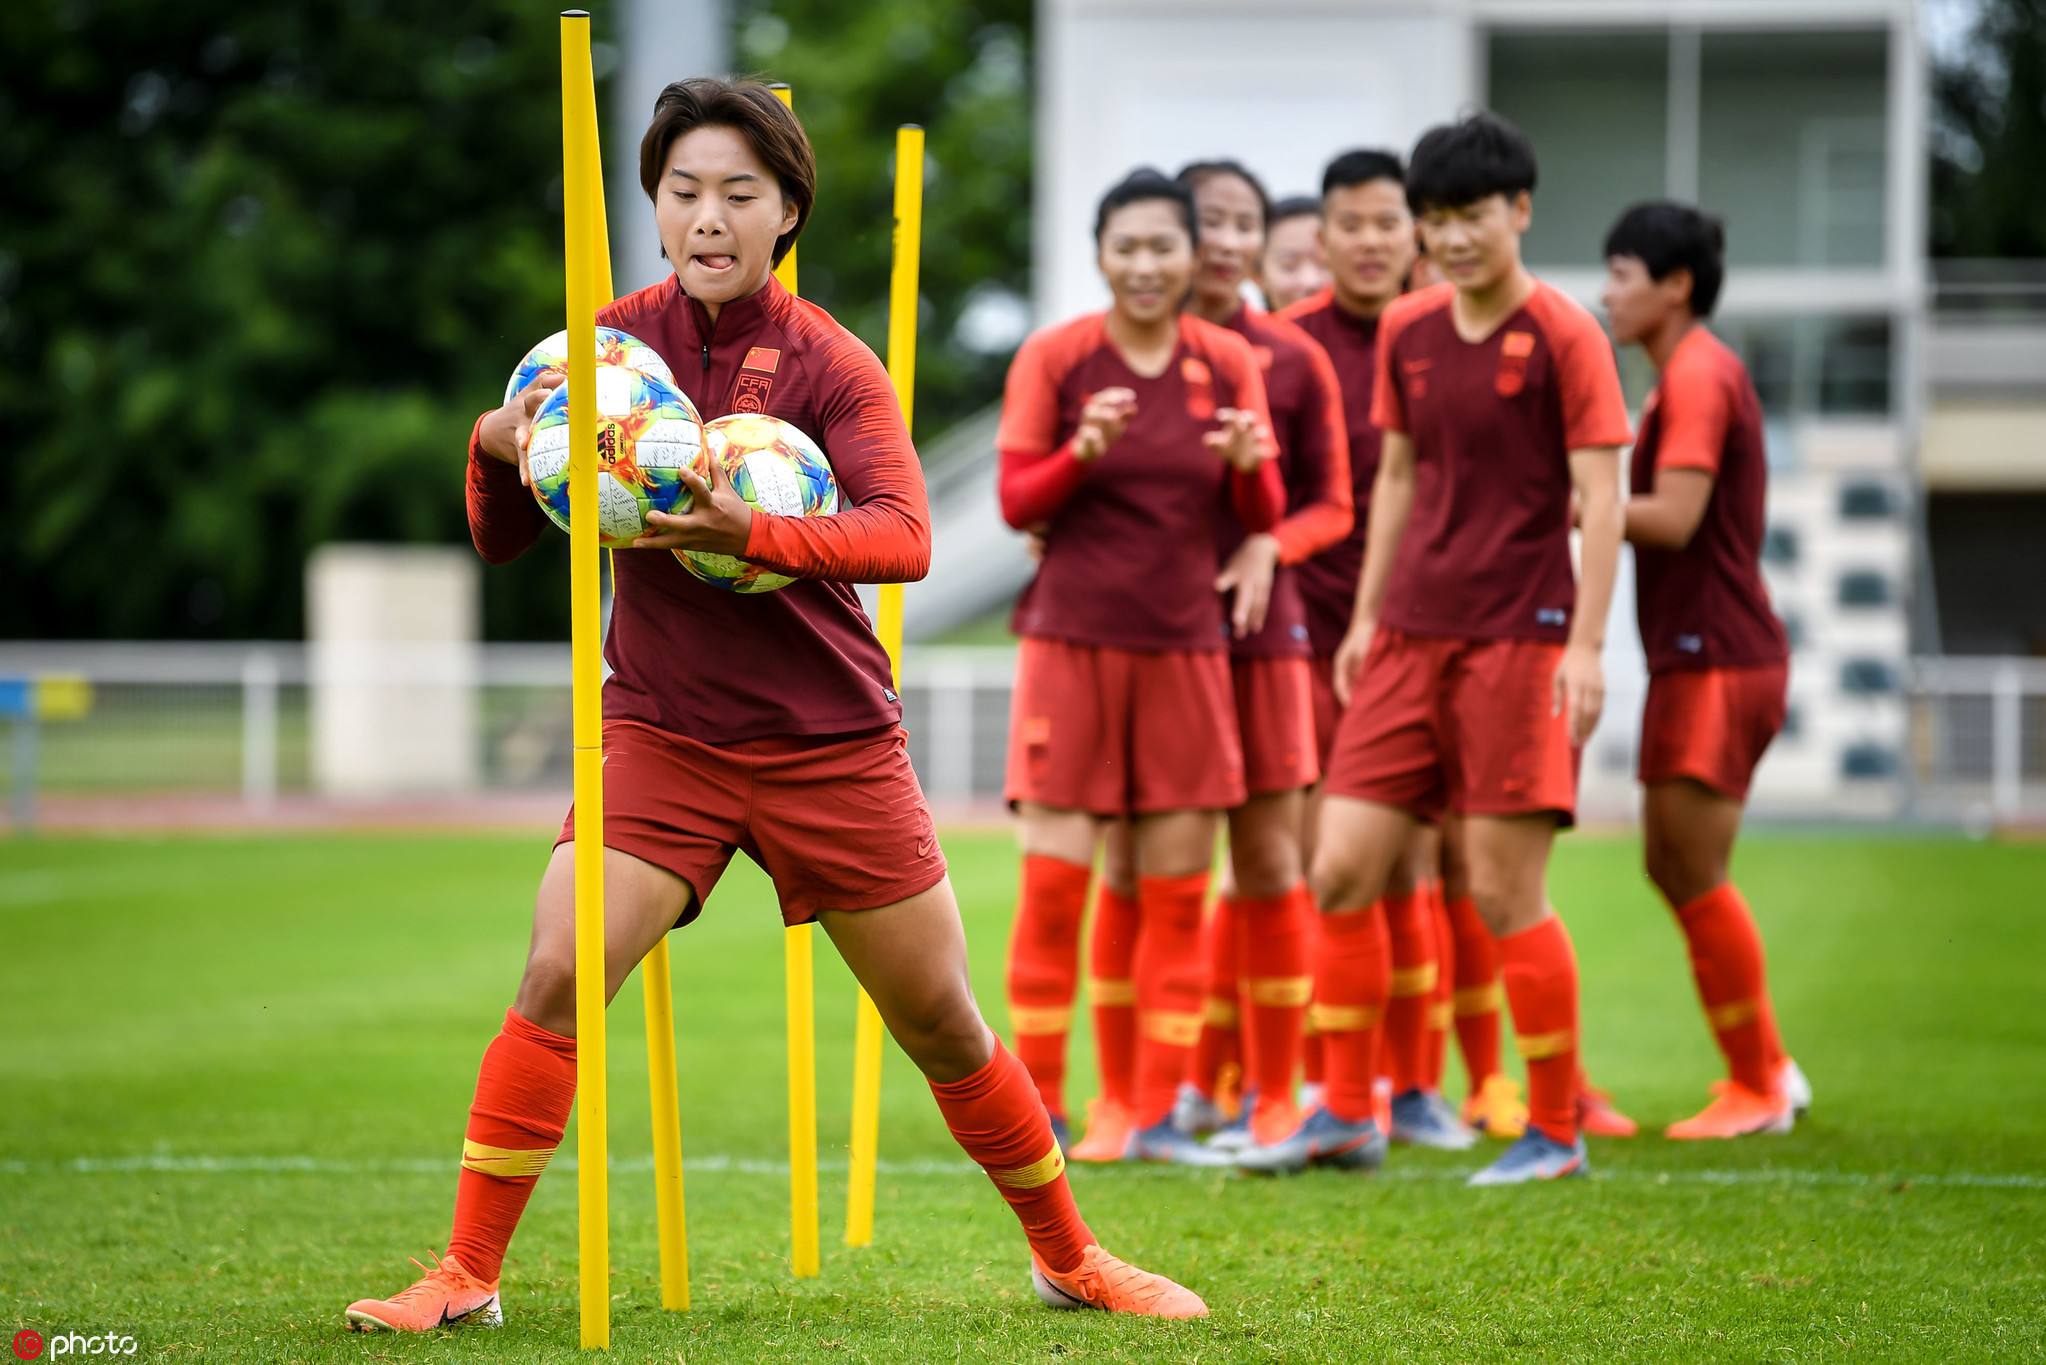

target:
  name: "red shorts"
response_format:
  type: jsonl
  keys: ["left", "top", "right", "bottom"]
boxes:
{"left": 1638, "top": 663, "right": 1789, "bottom": 801}
{"left": 1324, "top": 628, "right": 1578, "bottom": 825}
{"left": 558, "top": 719, "right": 947, "bottom": 926}
{"left": 1308, "top": 655, "right": 1342, "bottom": 768}
{"left": 1232, "top": 655, "right": 1318, "bottom": 796}
{"left": 1006, "top": 637, "right": 1245, "bottom": 817}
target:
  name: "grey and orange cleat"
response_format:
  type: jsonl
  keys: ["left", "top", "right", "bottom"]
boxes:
{"left": 1235, "top": 1106, "right": 1388, "bottom": 1175}
{"left": 1032, "top": 1245, "right": 1209, "bottom": 1318}
{"left": 1467, "top": 1129, "right": 1587, "bottom": 1186}
{"left": 344, "top": 1251, "right": 501, "bottom": 1333}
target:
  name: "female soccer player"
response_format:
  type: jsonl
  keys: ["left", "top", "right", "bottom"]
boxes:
{"left": 1601, "top": 200, "right": 1808, "bottom": 1138}
{"left": 1250, "top": 113, "right": 1633, "bottom": 1185}
{"left": 999, "top": 167, "right": 1281, "bottom": 1168}
{"left": 1096, "top": 159, "right": 1351, "bottom": 1156}
{"left": 343, "top": 79, "right": 1207, "bottom": 1331}
{"left": 1260, "top": 195, "right": 1331, "bottom": 312}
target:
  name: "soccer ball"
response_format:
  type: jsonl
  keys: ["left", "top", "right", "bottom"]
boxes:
{"left": 676, "top": 413, "right": 839, "bottom": 593}
{"left": 524, "top": 364, "right": 706, "bottom": 549}
{"left": 504, "top": 326, "right": 675, "bottom": 404}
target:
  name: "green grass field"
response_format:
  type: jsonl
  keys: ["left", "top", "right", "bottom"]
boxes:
{"left": 4, "top": 829, "right": 2043, "bottom": 1360}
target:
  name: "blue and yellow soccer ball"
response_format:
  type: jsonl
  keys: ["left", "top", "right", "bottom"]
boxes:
{"left": 524, "top": 362, "right": 705, "bottom": 549}
{"left": 676, "top": 413, "right": 839, "bottom": 593}
{"left": 504, "top": 326, "right": 674, "bottom": 404}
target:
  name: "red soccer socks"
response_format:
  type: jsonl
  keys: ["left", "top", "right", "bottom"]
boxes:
{"left": 1312, "top": 904, "right": 1390, "bottom": 1124}
{"left": 447, "top": 1008, "right": 578, "bottom": 1283}
{"left": 1087, "top": 881, "right": 1141, "bottom": 1108}
{"left": 1675, "top": 882, "right": 1786, "bottom": 1097}
{"left": 1498, "top": 915, "right": 1581, "bottom": 1145}
{"left": 1241, "top": 885, "right": 1313, "bottom": 1116}
{"left": 1448, "top": 893, "right": 1505, "bottom": 1090}
{"left": 1383, "top": 889, "right": 1437, "bottom": 1094}
{"left": 1132, "top": 873, "right": 1209, "bottom": 1127}
{"left": 930, "top": 1040, "right": 1094, "bottom": 1275}
{"left": 1007, "top": 853, "right": 1091, "bottom": 1117}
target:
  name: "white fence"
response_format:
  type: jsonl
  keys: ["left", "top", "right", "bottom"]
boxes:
{"left": 1, "top": 642, "right": 2042, "bottom": 827}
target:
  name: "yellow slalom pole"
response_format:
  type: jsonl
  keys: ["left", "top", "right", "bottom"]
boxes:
{"left": 767, "top": 80, "right": 822, "bottom": 1283}
{"left": 560, "top": 8, "right": 608, "bottom": 1351}
{"left": 567, "top": 46, "right": 695, "bottom": 1320}
{"left": 847, "top": 123, "right": 924, "bottom": 1251}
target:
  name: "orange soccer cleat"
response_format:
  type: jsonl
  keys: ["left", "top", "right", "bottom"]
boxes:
{"left": 1578, "top": 1083, "right": 1639, "bottom": 1138}
{"left": 1032, "top": 1245, "right": 1209, "bottom": 1318}
{"left": 344, "top": 1251, "right": 501, "bottom": 1333}
{"left": 1070, "top": 1097, "right": 1139, "bottom": 1163}
{"left": 1461, "top": 1073, "right": 1528, "bottom": 1140}
{"left": 1665, "top": 1080, "right": 1794, "bottom": 1140}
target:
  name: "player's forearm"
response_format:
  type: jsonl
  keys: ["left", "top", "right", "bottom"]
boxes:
{"left": 1271, "top": 498, "right": 1353, "bottom": 566}
{"left": 465, "top": 412, "right": 544, "bottom": 565}
{"left": 1228, "top": 459, "right": 1286, "bottom": 532}
{"left": 997, "top": 442, "right": 1088, "bottom": 529}
{"left": 1623, "top": 498, "right": 1696, "bottom": 551}
{"left": 1351, "top": 454, "right": 1414, "bottom": 626}
{"left": 743, "top": 495, "right": 933, "bottom": 584}
{"left": 1570, "top": 482, "right": 1624, "bottom": 651}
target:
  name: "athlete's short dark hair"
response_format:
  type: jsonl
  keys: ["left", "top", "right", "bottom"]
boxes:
{"left": 1270, "top": 194, "right": 1320, "bottom": 227}
{"left": 1175, "top": 159, "right": 1272, "bottom": 227}
{"left": 1321, "top": 149, "right": 1405, "bottom": 201}
{"left": 1604, "top": 201, "right": 1727, "bottom": 317}
{"left": 1404, "top": 112, "right": 1538, "bottom": 214}
{"left": 1094, "top": 166, "right": 1198, "bottom": 244}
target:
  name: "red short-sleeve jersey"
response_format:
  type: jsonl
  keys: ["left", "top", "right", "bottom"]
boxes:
{"left": 1371, "top": 280, "right": 1631, "bottom": 641}
{"left": 464, "top": 275, "right": 930, "bottom": 744}
{"left": 998, "top": 311, "right": 1284, "bottom": 652}
{"left": 1281, "top": 288, "right": 1384, "bottom": 655}
{"left": 1630, "top": 327, "right": 1789, "bottom": 672}
{"left": 1216, "top": 305, "right": 1353, "bottom": 659}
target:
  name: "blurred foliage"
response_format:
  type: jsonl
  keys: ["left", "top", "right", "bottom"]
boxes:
{"left": 1931, "top": 0, "right": 2046, "bottom": 256}
{"left": 1, "top": 0, "right": 1030, "bottom": 641}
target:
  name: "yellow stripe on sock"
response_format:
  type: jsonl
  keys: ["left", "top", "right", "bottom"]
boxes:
{"left": 1453, "top": 983, "right": 1503, "bottom": 1015}
{"left": 1707, "top": 998, "right": 1759, "bottom": 1030}
{"left": 1247, "top": 975, "right": 1313, "bottom": 1007}
{"left": 1309, "top": 1003, "right": 1383, "bottom": 1032}
{"left": 1427, "top": 1002, "right": 1455, "bottom": 1030}
{"left": 988, "top": 1142, "right": 1066, "bottom": 1190}
{"left": 1009, "top": 1005, "right": 1073, "bottom": 1035}
{"left": 1515, "top": 1028, "right": 1574, "bottom": 1060}
{"left": 1139, "top": 1010, "right": 1203, "bottom": 1047}
{"left": 461, "top": 1138, "right": 556, "bottom": 1178}
{"left": 1203, "top": 997, "right": 1240, "bottom": 1027}
{"left": 1089, "top": 977, "right": 1135, "bottom": 1006}
{"left": 1390, "top": 964, "right": 1440, "bottom": 997}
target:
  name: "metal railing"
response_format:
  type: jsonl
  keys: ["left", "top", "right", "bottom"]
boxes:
{"left": 3, "top": 642, "right": 2042, "bottom": 827}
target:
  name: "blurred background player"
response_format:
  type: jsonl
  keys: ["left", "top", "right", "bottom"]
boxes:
{"left": 1126, "top": 158, "right": 1352, "bottom": 1155}
{"left": 998, "top": 168, "right": 1281, "bottom": 1167}
{"left": 345, "top": 79, "right": 1209, "bottom": 1331}
{"left": 1259, "top": 195, "right": 1331, "bottom": 312}
{"left": 1601, "top": 200, "right": 1811, "bottom": 1139}
{"left": 1276, "top": 151, "right": 1488, "bottom": 1153}
{"left": 1248, "top": 113, "right": 1633, "bottom": 1185}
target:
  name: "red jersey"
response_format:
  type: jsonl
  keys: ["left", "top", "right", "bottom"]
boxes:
{"left": 1630, "top": 327, "right": 1789, "bottom": 672}
{"left": 1280, "top": 288, "right": 1383, "bottom": 655}
{"left": 465, "top": 274, "right": 930, "bottom": 744}
{"left": 997, "top": 311, "right": 1284, "bottom": 652}
{"left": 1216, "top": 305, "right": 1352, "bottom": 659}
{"left": 1371, "top": 280, "right": 1631, "bottom": 641}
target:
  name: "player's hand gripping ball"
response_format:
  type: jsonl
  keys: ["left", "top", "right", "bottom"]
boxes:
{"left": 522, "top": 352, "right": 706, "bottom": 550}
{"left": 505, "top": 326, "right": 675, "bottom": 402}
{"left": 675, "top": 413, "right": 839, "bottom": 593}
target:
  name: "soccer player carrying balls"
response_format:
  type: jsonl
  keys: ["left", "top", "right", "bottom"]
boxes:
{"left": 344, "top": 79, "right": 1208, "bottom": 1332}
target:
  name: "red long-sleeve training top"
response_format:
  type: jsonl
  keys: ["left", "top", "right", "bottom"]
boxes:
{"left": 466, "top": 274, "right": 930, "bottom": 743}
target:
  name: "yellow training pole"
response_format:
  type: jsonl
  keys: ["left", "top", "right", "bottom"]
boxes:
{"left": 847, "top": 122, "right": 925, "bottom": 1250}
{"left": 568, "top": 47, "right": 695, "bottom": 1319}
{"left": 768, "top": 80, "right": 822, "bottom": 1282}
{"left": 560, "top": 9, "right": 608, "bottom": 1351}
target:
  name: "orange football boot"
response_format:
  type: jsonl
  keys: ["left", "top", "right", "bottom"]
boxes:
{"left": 1032, "top": 1245, "right": 1208, "bottom": 1318}
{"left": 1461, "top": 1073, "right": 1528, "bottom": 1140}
{"left": 1070, "top": 1097, "right": 1139, "bottom": 1162}
{"left": 344, "top": 1251, "right": 501, "bottom": 1333}
{"left": 1578, "top": 1083, "right": 1639, "bottom": 1138}
{"left": 1666, "top": 1080, "right": 1794, "bottom": 1140}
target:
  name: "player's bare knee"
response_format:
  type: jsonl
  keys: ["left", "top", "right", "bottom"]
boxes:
{"left": 1231, "top": 841, "right": 1300, "bottom": 901}
{"left": 1308, "top": 850, "right": 1368, "bottom": 914}
{"left": 893, "top": 995, "right": 993, "bottom": 1083}
{"left": 513, "top": 952, "right": 576, "bottom": 1036}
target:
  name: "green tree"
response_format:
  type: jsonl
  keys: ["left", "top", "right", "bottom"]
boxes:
{"left": 1931, "top": 0, "right": 2046, "bottom": 256}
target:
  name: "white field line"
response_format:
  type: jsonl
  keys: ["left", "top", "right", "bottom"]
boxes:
{"left": 1, "top": 1153, "right": 2041, "bottom": 1190}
